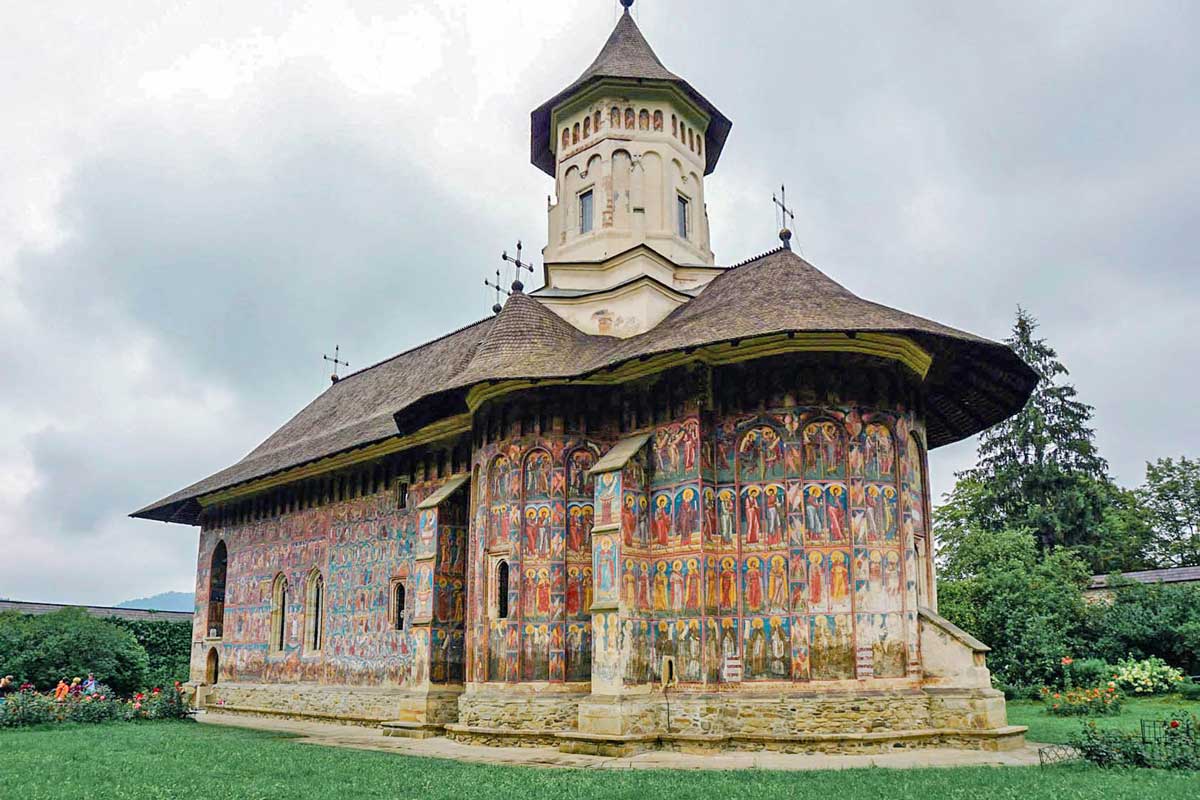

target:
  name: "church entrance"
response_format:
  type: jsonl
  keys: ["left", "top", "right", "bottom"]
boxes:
{"left": 205, "top": 647, "right": 219, "bottom": 684}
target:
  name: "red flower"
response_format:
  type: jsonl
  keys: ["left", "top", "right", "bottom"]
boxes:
{"left": 135, "top": 692, "right": 145, "bottom": 700}
{"left": 1061, "top": 657, "right": 1074, "bottom": 666}
{"left": 1170, "top": 720, "right": 1181, "bottom": 729}
{"left": 152, "top": 688, "right": 161, "bottom": 694}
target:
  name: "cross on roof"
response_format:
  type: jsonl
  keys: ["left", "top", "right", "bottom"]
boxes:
{"left": 483, "top": 267, "right": 510, "bottom": 315}
{"left": 501, "top": 239, "right": 535, "bottom": 294}
{"left": 772, "top": 184, "right": 796, "bottom": 251}
{"left": 323, "top": 345, "right": 349, "bottom": 384}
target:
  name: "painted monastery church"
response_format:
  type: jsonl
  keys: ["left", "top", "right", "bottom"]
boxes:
{"left": 135, "top": 4, "right": 1038, "bottom": 754}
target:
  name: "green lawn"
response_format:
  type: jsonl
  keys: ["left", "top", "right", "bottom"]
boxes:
{"left": 1009, "top": 695, "right": 1200, "bottom": 744}
{"left": 4, "top": 720, "right": 1199, "bottom": 800}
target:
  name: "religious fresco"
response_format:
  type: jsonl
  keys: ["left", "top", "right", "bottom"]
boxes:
{"left": 191, "top": 479, "right": 452, "bottom": 689}
{"left": 469, "top": 433, "right": 605, "bottom": 686}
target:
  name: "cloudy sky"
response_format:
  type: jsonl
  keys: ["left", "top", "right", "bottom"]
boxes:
{"left": 2, "top": 1, "right": 1196, "bottom": 605}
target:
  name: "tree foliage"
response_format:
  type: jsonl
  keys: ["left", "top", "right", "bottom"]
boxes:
{"left": 0, "top": 608, "right": 149, "bottom": 695}
{"left": 1139, "top": 456, "right": 1200, "bottom": 568}
{"left": 107, "top": 618, "right": 192, "bottom": 689}
{"left": 940, "top": 308, "right": 1154, "bottom": 574}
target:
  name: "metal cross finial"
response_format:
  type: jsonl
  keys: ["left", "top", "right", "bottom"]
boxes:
{"left": 772, "top": 184, "right": 796, "bottom": 250}
{"left": 501, "top": 239, "right": 535, "bottom": 294}
{"left": 620, "top": 0, "right": 634, "bottom": 12}
{"left": 323, "top": 345, "right": 349, "bottom": 384}
{"left": 484, "top": 267, "right": 510, "bottom": 314}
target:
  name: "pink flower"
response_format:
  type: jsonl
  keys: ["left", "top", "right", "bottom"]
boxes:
{"left": 1061, "top": 657, "right": 1074, "bottom": 666}
{"left": 133, "top": 702, "right": 142, "bottom": 710}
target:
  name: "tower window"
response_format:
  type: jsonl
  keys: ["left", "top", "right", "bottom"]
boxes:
{"left": 579, "top": 190, "right": 594, "bottom": 234}
{"left": 677, "top": 195, "right": 690, "bottom": 239}
{"left": 396, "top": 480, "right": 409, "bottom": 509}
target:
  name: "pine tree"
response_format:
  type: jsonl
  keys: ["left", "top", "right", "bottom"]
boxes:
{"left": 955, "top": 308, "right": 1120, "bottom": 561}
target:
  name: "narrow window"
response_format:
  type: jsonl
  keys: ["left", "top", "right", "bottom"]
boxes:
{"left": 610, "top": 107, "right": 621, "bottom": 129}
{"left": 270, "top": 574, "right": 288, "bottom": 652}
{"left": 497, "top": 561, "right": 510, "bottom": 619}
{"left": 624, "top": 107, "right": 635, "bottom": 129}
{"left": 593, "top": 110, "right": 601, "bottom": 133}
{"left": 677, "top": 195, "right": 689, "bottom": 239}
{"left": 579, "top": 190, "right": 594, "bottom": 234}
{"left": 561, "top": 128, "right": 570, "bottom": 150}
{"left": 394, "top": 582, "right": 406, "bottom": 630}
{"left": 583, "top": 115, "right": 591, "bottom": 138}
{"left": 639, "top": 109, "right": 649, "bottom": 130}
{"left": 653, "top": 110, "right": 663, "bottom": 131}
{"left": 396, "top": 480, "right": 409, "bottom": 509}
{"left": 572, "top": 122, "right": 580, "bottom": 144}
{"left": 305, "top": 571, "right": 324, "bottom": 652}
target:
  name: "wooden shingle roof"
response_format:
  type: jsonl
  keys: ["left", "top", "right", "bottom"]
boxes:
{"left": 132, "top": 248, "right": 1036, "bottom": 525}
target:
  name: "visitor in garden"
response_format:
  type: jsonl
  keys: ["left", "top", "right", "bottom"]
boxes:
{"left": 83, "top": 673, "right": 97, "bottom": 695}
{"left": 0, "top": 675, "right": 15, "bottom": 699}
{"left": 54, "top": 678, "right": 69, "bottom": 701}
{"left": 68, "top": 677, "right": 83, "bottom": 696}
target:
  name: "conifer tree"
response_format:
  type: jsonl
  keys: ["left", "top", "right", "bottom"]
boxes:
{"left": 954, "top": 308, "right": 1117, "bottom": 561}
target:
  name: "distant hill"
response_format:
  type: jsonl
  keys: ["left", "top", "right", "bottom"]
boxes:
{"left": 116, "top": 591, "right": 194, "bottom": 612}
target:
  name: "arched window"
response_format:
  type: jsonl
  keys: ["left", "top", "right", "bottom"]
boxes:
{"left": 697, "top": 137, "right": 702, "bottom": 158}
{"left": 304, "top": 570, "right": 324, "bottom": 652}
{"left": 497, "top": 560, "right": 510, "bottom": 619}
{"left": 671, "top": 113, "right": 677, "bottom": 136}
{"left": 572, "top": 123, "right": 580, "bottom": 144}
{"left": 583, "top": 115, "right": 591, "bottom": 138}
{"left": 207, "top": 541, "right": 227, "bottom": 639}
{"left": 610, "top": 106, "right": 621, "bottom": 129}
{"left": 653, "top": 110, "right": 663, "bottom": 131}
{"left": 561, "top": 128, "right": 570, "bottom": 150}
{"left": 593, "top": 110, "right": 601, "bottom": 133}
{"left": 624, "top": 107, "right": 635, "bottom": 129}
{"left": 639, "top": 109, "right": 649, "bottom": 130}
{"left": 688, "top": 128, "right": 695, "bottom": 151}
{"left": 270, "top": 573, "right": 288, "bottom": 653}
{"left": 393, "top": 581, "right": 406, "bottom": 630}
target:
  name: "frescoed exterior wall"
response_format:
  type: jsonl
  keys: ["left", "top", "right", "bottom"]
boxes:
{"left": 466, "top": 425, "right": 607, "bottom": 690}
{"left": 191, "top": 476, "right": 459, "bottom": 691}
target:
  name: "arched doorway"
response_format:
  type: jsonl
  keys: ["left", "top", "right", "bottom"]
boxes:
{"left": 208, "top": 541, "right": 228, "bottom": 638}
{"left": 205, "top": 647, "right": 219, "bottom": 684}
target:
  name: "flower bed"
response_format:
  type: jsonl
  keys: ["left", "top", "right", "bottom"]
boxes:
{"left": 0, "top": 682, "right": 189, "bottom": 728}
{"left": 1041, "top": 684, "right": 1124, "bottom": 717}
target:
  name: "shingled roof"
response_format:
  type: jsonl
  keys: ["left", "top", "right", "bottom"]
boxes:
{"left": 530, "top": 8, "right": 732, "bottom": 176}
{"left": 132, "top": 247, "right": 1036, "bottom": 526}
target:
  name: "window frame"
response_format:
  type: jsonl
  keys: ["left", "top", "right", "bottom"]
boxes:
{"left": 676, "top": 193, "right": 690, "bottom": 239}
{"left": 579, "top": 188, "right": 594, "bottom": 235}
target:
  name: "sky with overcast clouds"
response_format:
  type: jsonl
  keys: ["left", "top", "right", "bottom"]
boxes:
{"left": 1, "top": 0, "right": 1197, "bottom": 605}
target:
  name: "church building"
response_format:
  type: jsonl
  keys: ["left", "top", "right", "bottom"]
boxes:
{"left": 134, "top": 3, "right": 1037, "bottom": 754}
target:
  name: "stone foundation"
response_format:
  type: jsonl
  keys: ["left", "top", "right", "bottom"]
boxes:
{"left": 198, "top": 682, "right": 462, "bottom": 727}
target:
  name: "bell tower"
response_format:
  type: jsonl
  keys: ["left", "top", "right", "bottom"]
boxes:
{"left": 529, "top": 2, "right": 732, "bottom": 337}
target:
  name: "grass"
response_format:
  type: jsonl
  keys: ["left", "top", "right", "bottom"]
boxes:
{"left": 4, "top": 720, "right": 1200, "bottom": 800}
{"left": 1009, "top": 694, "right": 1200, "bottom": 744}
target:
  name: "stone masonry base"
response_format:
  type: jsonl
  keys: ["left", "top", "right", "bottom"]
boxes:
{"left": 195, "top": 682, "right": 463, "bottom": 729}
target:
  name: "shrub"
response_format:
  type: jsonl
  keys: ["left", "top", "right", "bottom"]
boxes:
{"left": 1065, "top": 658, "right": 1114, "bottom": 688}
{"left": 0, "top": 682, "right": 190, "bottom": 728}
{"left": 1113, "top": 656, "right": 1185, "bottom": 695}
{"left": 1177, "top": 680, "right": 1200, "bottom": 701}
{"left": 107, "top": 618, "right": 193, "bottom": 690}
{"left": 1071, "top": 712, "right": 1200, "bottom": 769}
{"left": 0, "top": 608, "right": 149, "bottom": 695}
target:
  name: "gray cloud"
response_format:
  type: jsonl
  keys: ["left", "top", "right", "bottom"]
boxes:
{"left": 1, "top": 1, "right": 1196, "bottom": 602}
